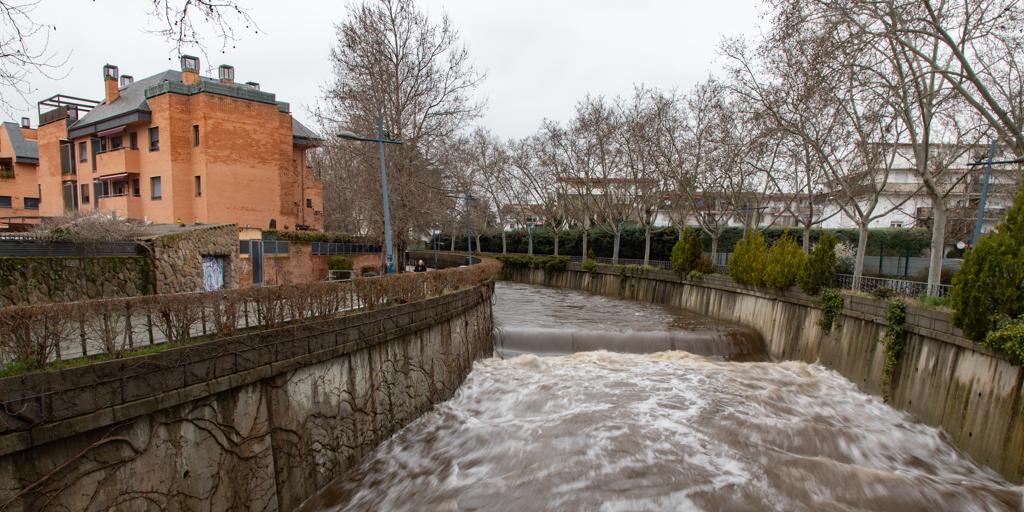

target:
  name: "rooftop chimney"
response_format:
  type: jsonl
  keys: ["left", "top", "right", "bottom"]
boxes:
{"left": 218, "top": 64, "right": 235, "bottom": 85}
{"left": 120, "top": 74, "right": 134, "bottom": 88}
{"left": 20, "top": 117, "right": 29, "bottom": 128}
{"left": 103, "top": 64, "right": 119, "bottom": 103}
{"left": 180, "top": 55, "right": 200, "bottom": 85}
{"left": 245, "top": 81, "right": 260, "bottom": 91}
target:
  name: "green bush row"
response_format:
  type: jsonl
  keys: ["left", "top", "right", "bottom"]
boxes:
{"left": 495, "top": 254, "right": 571, "bottom": 273}
{"left": 726, "top": 231, "right": 839, "bottom": 295}
{"left": 436, "top": 225, "right": 934, "bottom": 260}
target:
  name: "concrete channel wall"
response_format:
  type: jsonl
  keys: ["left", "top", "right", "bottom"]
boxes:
{"left": 0, "top": 283, "right": 494, "bottom": 511}
{"left": 507, "top": 266, "right": 1024, "bottom": 484}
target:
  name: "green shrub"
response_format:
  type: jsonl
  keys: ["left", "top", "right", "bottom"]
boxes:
{"left": 360, "top": 265, "right": 378, "bottom": 276}
{"left": 915, "top": 294, "right": 951, "bottom": 309}
{"left": 798, "top": 233, "right": 838, "bottom": 296}
{"left": 881, "top": 299, "right": 908, "bottom": 401}
{"left": 327, "top": 256, "right": 353, "bottom": 271}
{"left": 763, "top": 232, "right": 806, "bottom": 289}
{"left": 951, "top": 188, "right": 1024, "bottom": 342}
{"left": 543, "top": 256, "right": 570, "bottom": 272}
{"left": 670, "top": 228, "right": 704, "bottom": 278}
{"left": 582, "top": 259, "right": 598, "bottom": 273}
{"left": 729, "top": 231, "right": 768, "bottom": 285}
{"left": 263, "top": 230, "right": 358, "bottom": 243}
{"left": 686, "top": 270, "right": 704, "bottom": 281}
{"left": 818, "top": 288, "right": 844, "bottom": 334}
{"left": 871, "top": 287, "right": 895, "bottom": 300}
{"left": 984, "top": 315, "right": 1024, "bottom": 365}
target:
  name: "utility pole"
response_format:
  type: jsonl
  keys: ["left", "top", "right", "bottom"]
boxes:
{"left": 972, "top": 139, "right": 997, "bottom": 246}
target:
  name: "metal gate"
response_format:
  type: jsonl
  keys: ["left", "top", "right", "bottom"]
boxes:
{"left": 250, "top": 240, "right": 265, "bottom": 287}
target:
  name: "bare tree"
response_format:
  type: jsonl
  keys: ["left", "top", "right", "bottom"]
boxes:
{"left": 320, "top": 0, "right": 485, "bottom": 265}
{"left": 787, "top": 0, "right": 1024, "bottom": 157}
{"left": 0, "top": 1, "right": 256, "bottom": 114}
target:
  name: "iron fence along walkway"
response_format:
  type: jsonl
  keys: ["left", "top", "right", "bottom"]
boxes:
{"left": 835, "top": 274, "right": 952, "bottom": 298}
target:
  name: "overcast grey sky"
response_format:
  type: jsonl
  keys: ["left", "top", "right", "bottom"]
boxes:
{"left": 9, "top": 0, "right": 762, "bottom": 139}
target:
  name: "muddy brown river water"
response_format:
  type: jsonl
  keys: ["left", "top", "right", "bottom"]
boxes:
{"left": 299, "top": 282, "right": 1022, "bottom": 511}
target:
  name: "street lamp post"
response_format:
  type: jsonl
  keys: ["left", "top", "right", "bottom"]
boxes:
{"left": 337, "top": 115, "right": 403, "bottom": 274}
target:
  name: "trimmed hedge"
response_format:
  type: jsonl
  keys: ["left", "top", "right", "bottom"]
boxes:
{"left": 435, "top": 225, "right": 933, "bottom": 260}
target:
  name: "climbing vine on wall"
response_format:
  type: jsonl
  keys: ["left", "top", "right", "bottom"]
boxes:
{"left": 817, "top": 288, "right": 844, "bottom": 334}
{"left": 881, "top": 299, "right": 908, "bottom": 402}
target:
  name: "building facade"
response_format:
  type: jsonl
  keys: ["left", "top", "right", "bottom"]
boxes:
{"left": 0, "top": 119, "right": 41, "bottom": 230}
{"left": 36, "top": 57, "right": 323, "bottom": 231}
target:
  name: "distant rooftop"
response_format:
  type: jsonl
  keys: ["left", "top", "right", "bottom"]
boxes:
{"left": 2, "top": 122, "right": 38, "bottom": 164}
{"left": 63, "top": 68, "right": 320, "bottom": 144}
{"left": 134, "top": 223, "right": 237, "bottom": 241}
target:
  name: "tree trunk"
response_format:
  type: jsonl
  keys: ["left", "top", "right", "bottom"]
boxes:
{"left": 802, "top": 222, "right": 812, "bottom": 252}
{"left": 582, "top": 229, "right": 589, "bottom": 261}
{"left": 612, "top": 229, "right": 621, "bottom": 264}
{"left": 643, "top": 225, "right": 652, "bottom": 266}
{"left": 450, "top": 232, "right": 455, "bottom": 251}
{"left": 711, "top": 236, "right": 720, "bottom": 264}
{"left": 926, "top": 199, "right": 947, "bottom": 296}
{"left": 677, "top": 225, "right": 684, "bottom": 240}
{"left": 475, "top": 234, "right": 482, "bottom": 253}
{"left": 853, "top": 222, "right": 869, "bottom": 290}
{"left": 501, "top": 231, "right": 507, "bottom": 254}
{"left": 553, "top": 231, "right": 560, "bottom": 256}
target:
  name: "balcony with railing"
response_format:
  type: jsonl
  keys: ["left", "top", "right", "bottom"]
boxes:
{"left": 94, "top": 147, "right": 140, "bottom": 173}
{"left": 95, "top": 193, "right": 142, "bottom": 218}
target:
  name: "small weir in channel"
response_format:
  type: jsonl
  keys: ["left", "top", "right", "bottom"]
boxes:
{"left": 300, "top": 282, "right": 1021, "bottom": 511}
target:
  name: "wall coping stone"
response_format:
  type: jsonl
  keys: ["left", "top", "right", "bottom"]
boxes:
{"left": 570, "top": 263, "right": 1003, "bottom": 361}
{"left": 0, "top": 283, "right": 494, "bottom": 456}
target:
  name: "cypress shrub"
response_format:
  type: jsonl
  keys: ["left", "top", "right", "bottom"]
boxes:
{"left": 763, "top": 232, "right": 806, "bottom": 289}
{"left": 798, "top": 232, "right": 837, "bottom": 296}
{"left": 952, "top": 188, "right": 1024, "bottom": 342}
{"left": 670, "top": 228, "right": 703, "bottom": 278}
{"left": 327, "top": 256, "right": 353, "bottom": 271}
{"left": 729, "top": 231, "right": 768, "bottom": 285}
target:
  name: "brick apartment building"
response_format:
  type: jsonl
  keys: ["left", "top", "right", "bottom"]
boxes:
{"left": 0, "top": 118, "right": 41, "bottom": 230}
{"left": 35, "top": 56, "right": 323, "bottom": 230}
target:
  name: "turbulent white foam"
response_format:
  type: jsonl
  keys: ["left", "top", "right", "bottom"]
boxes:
{"left": 300, "top": 352, "right": 1022, "bottom": 511}
{"left": 296, "top": 283, "right": 1022, "bottom": 511}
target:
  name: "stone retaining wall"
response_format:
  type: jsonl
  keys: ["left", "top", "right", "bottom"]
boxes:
{"left": 0, "top": 283, "right": 494, "bottom": 511}
{"left": 147, "top": 224, "right": 239, "bottom": 293}
{"left": 508, "top": 265, "right": 1024, "bottom": 484}
{"left": 0, "top": 256, "right": 153, "bottom": 307}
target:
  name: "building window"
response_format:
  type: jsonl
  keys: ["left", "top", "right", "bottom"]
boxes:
{"left": 132, "top": 178, "right": 140, "bottom": 197}
{"left": 192, "top": 125, "right": 200, "bottom": 146}
{"left": 24, "top": 197, "right": 40, "bottom": 210}
{"left": 151, "top": 176, "right": 162, "bottom": 199}
{"left": 195, "top": 176, "right": 202, "bottom": 196}
{"left": 110, "top": 135, "right": 123, "bottom": 150}
{"left": 0, "top": 196, "right": 10, "bottom": 208}
{"left": 129, "top": 132, "right": 138, "bottom": 149}
{"left": 890, "top": 221, "right": 904, "bottom": 228}
{"left": 78, "top": 141, "right": 87, "bottom": 162}
{"left": 306, "top": 198, "right": 312, "bottom": 208}
{"left": 149, "top": 127, "right": 160, "bottom": 151}
{"left": 81, "top": 184, "right": 90, "bottom": 204}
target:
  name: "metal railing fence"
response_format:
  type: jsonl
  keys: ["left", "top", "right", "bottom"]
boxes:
{"left": 0, "top": 261, "right": 499, "bottom": 369}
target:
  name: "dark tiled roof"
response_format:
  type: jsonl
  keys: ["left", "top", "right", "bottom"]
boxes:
{"left": 2, "top": 122, "right": 38, "bottom": 164}
{"left": 70, "top": 70, "right": 180, "bottom": 132}
{"left": 292, "top": 118, "right": 321, "bottom": 144}
{"left": 69, "top": 70, "right": 313, "bottom": 144}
